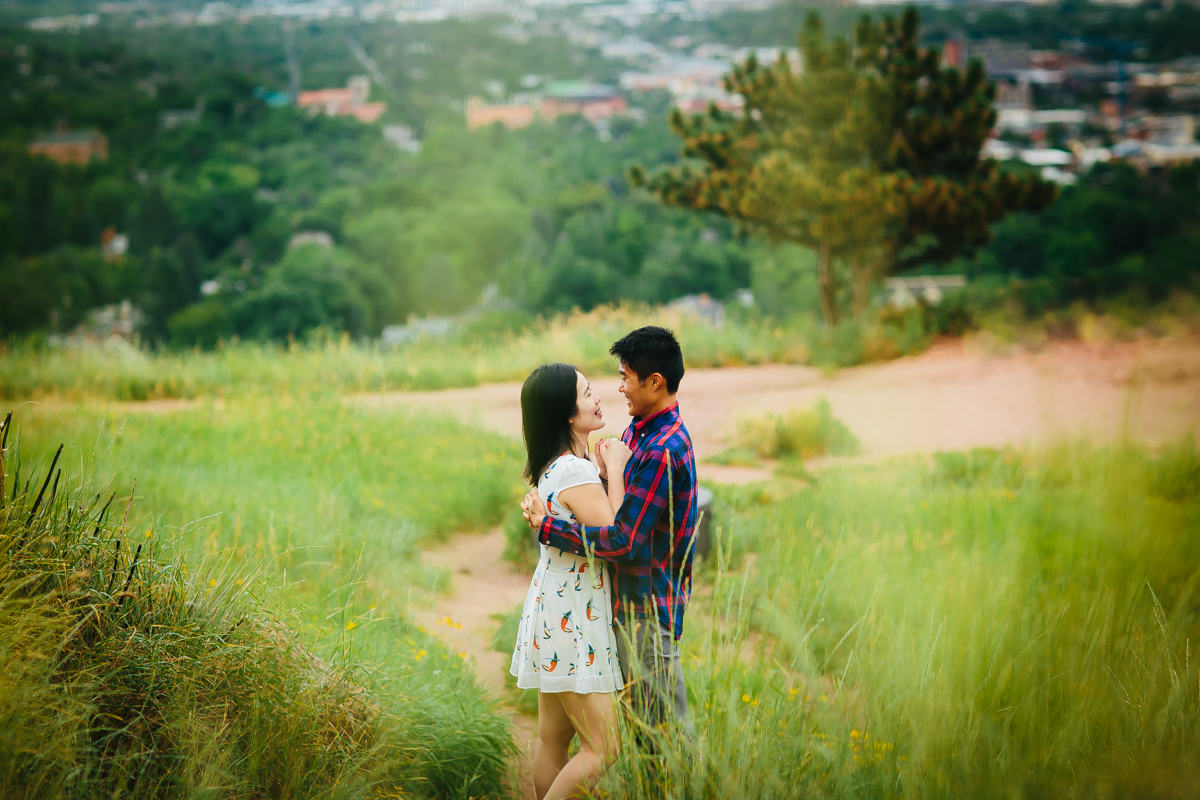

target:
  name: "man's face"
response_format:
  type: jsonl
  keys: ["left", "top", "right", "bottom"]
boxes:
{"left": 618, "top": 361, "right": 656, "bottom": 418}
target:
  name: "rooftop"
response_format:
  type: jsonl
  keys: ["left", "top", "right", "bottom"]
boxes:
{"left": 32, "top": 131, "right": 105, "bottom": 144}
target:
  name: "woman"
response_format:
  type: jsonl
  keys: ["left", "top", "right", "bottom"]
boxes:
{"left": 511, "top": 362, "right": 631, "bottom": 800}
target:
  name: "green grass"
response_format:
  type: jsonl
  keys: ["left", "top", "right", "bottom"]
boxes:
{"left": 13, "top": 395, "right": 524, "bottom": 600}
{"left": 5, "top": 398, "right": 528, "bottom": 797}
{"left": 8, "top": 327, "right": 1199, "bottom": 798}
{"left": 0, "top": 429, "right": 514, "bottom": 799}
{"left": 599, "top": 439, "right": 1200, "bottom": 797}
{"left": 0, "top": 303, "right": 948, "bottom": 402}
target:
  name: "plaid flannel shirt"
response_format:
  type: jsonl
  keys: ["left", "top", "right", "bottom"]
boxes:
{"left": 539, "top": 402, "right": 698, "bottom": 639}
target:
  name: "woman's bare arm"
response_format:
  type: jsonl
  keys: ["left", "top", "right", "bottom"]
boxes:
{"left": 556, "top": 441, "right": 633, "bottom": 527}
{"left": 557, "top": 483, "right": 617, "bottom": 527}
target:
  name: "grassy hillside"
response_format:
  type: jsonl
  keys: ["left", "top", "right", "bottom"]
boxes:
{"left": 0, "top": 417, "right": 514, "bottom": 798}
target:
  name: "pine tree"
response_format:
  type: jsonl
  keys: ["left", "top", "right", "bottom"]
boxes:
{"left": 632, "top": 7, "right": 1057, "bottom": 323}
{"left": 852, "top": 7, "right": 1057, "bottom": 311}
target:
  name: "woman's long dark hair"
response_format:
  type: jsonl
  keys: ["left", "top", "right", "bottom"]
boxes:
{"left": 521, "top": 362, "right": 580, "bottom": 486}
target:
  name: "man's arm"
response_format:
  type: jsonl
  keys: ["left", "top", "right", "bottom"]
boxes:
{"left": 535, "top": 446, "right": 674, "bottom": 563}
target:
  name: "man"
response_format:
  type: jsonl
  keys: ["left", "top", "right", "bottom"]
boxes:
{"left": 522, "top": 325, "right": 699, "bottom": 732}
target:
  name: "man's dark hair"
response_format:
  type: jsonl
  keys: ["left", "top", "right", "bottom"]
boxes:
{"left": 520, "top": 362, "right": 580, "bottom": 486}
{"left": 610, "top": 326, "right": 684, "bottom": 394}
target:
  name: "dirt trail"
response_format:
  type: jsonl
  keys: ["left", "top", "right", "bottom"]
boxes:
{"left": 354, "top": 335, "right": 1200, "bottom": 481}
{"left": 412, "top": 529, "right": 538, "bottom": 796}
{"left": 391, "top": 335, "right": 1200, "bottom": 797}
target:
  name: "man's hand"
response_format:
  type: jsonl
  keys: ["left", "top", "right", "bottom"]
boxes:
{"left": 521, "top": 489, "right": 547, "bottom": 531}
{"left": 594, "top": 438, "right": 610, "bottom": 482}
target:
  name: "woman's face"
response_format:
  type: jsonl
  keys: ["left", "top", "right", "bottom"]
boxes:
{"left": 569, "top": 370, "right": 605, "bottom": 435}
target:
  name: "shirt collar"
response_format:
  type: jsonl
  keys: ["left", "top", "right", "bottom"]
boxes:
{"left": 631, "top": 401, "right": 679, "bottom": 437}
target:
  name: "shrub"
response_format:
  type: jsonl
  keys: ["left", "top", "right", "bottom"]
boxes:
{"left": 930, "top": 446, "right": 1026, "bottom": 489}
{"left": 733, "top": 398, "right": 860, "bottom": 460}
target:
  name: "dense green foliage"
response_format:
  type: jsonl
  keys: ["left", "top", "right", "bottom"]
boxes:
{"left": 0, "top": 421, "right": 514, "bottom": 798}
{"left": 971, "top": 161, "right": 1200, "bottom": 311}
{"left": 1, "top": 4, "right": 1197, "bottom": 349}
{"left": 0, "top": 17, "right": 757, "bottom": 343}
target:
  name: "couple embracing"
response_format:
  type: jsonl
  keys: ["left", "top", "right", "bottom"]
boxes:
{"left": 511, "top": 326, "right": 698, "bottom": 799}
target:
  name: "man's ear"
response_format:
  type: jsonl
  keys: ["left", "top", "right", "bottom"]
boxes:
{"left": 648, "top": 373, "right": 665, "bottom": 393}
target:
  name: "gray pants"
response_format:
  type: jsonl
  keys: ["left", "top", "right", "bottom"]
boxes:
{"left": 615, "top": 619, "right": 691, "bottom": 736}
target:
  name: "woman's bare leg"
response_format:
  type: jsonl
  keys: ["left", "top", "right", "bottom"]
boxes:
{"left": 543, "top": 691, "right": 620, "bottom": 800}
{"left": 533, "top": 691, "right": 575, "bottom": 800}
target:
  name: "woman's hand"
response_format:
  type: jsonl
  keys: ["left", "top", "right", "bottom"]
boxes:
{"left": 601, "top": 437, "right": 633, "bottom": 474}
{"left": 594, "top": 438, "right": 609, "bottom": 481}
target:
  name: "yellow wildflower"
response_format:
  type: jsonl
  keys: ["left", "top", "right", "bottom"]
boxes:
{"left": 347, "top": 621, "right": 357, "bottom": 630}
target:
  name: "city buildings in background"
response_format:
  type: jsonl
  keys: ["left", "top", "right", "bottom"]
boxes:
{"left": 933, "top": 37, "right": 1200, "bottom": 181}
{"left": 296, "top": 75, "right": 387, "bottom": 122}
{"left": 14, "top": 0, "right": 1200, "bottom": 178}
{"left": 28, "top": 129, "right": 109, "bottom": 164}
{"left": 466, "top": 81, "right": 627, "bottom": 128}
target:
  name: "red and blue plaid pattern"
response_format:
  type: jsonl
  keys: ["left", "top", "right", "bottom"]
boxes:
{"left": 539, "top": 402, "right": 698, "bottom": 639}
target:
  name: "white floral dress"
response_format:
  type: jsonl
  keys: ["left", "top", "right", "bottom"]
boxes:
{"left": 510, "top": 454, "right": 623, "bottom": 694}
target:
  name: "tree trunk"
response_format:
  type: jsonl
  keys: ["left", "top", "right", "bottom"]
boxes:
{"left": 850, "top": 256, "right": 874, "bottom": 317}
{"left": 817, "top": 241, "right": 840, "bottom": 326}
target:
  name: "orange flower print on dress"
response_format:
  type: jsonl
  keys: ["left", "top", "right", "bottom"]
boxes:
{"left": 509, "top": 454, "right": 624, "bottom": 695}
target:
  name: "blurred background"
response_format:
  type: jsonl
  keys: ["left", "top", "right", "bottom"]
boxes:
{"left": 1, "top": 0, "right": 1199, "bottom": 798}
